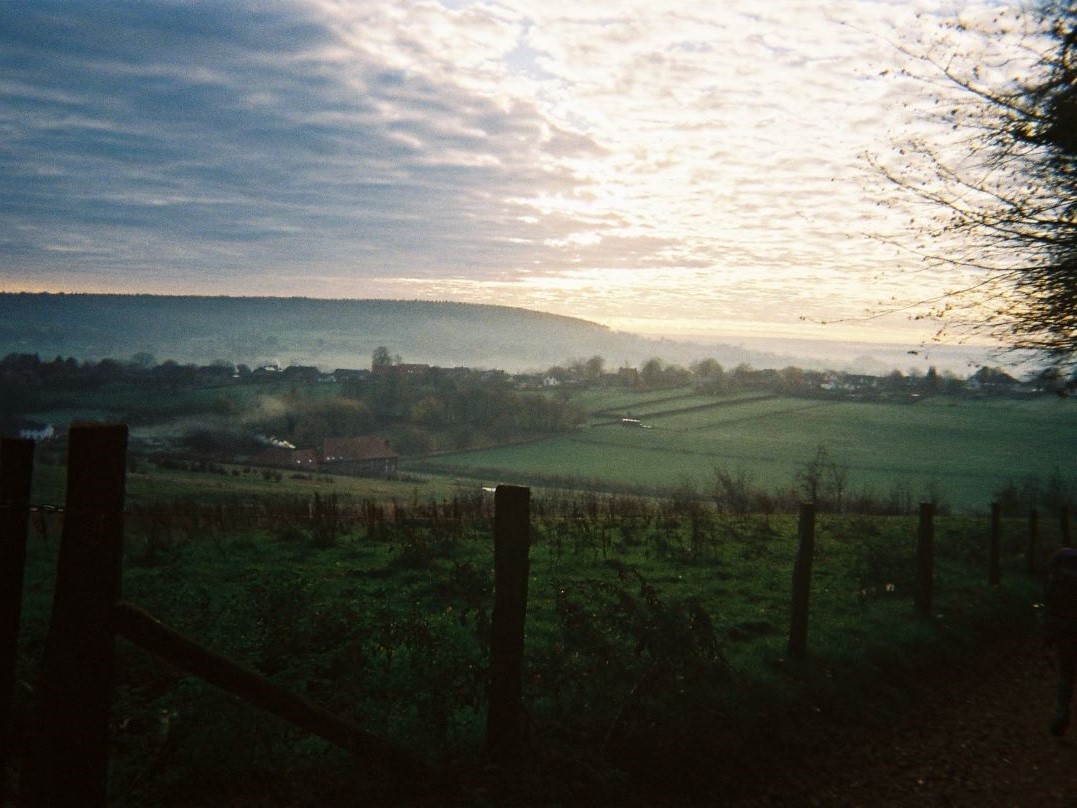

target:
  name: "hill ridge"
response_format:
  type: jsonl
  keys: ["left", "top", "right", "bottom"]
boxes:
{"left": 0, "top": 292, "right": 669, "bottom": 372}
{"left": 0, "top": 292, "right": 999, "bottom": 375}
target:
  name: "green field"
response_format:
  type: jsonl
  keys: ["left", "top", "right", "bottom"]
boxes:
{"left": 11, "top": 394, "right": 1061, "bottom": 804}
{"left": 567, "top": 387, "right": 766, "bottom": 418}
{"left": 12, "top": 487, "right": 1045, "bottom": 805}
{"left": 407, "top": 393, "right": 1077, "bottom": 512}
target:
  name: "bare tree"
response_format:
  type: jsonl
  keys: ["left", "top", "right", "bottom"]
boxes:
{"left": 795, "top": 445, "right": 849, "bottom": 510}
{"left": 876, "top": 3, "right": 1077, "bottom": 379}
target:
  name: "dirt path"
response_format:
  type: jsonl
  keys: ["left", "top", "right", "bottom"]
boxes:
{"left": 734, "top": 625, "right": 1077, "bottom": 807}
{"left": 456, "top": 619, "right": 1077, "bottom": 808}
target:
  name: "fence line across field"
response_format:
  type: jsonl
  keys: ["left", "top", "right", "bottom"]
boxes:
{"left": 4, "top": 502, "right": 1070, "bottom": 529}
{"left": 1, "top": 431, "right": 440, "bottom": 806}
{"left": 0, "top": 429, "right": 1070, "bottom": 806}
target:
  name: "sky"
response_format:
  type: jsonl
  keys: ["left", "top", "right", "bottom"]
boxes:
{"left": 0, "top": 0, "right": 1035, "bottom": 347}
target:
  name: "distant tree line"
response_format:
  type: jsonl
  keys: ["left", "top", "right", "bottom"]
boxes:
{"left": 1, "top": 348, "right": 1066, "bottom": 460}
{"left": 0, "top": 350, "right": 589, "bottom": 455}
{"left": 539, "top": 352, "right": 1055, "bottom": 398}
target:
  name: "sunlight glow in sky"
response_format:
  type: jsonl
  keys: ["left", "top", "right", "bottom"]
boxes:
{"left": 0, "top": 0, "right": 1031, "bottom": 345}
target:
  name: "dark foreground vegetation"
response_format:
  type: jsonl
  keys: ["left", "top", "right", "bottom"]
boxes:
{"left": 3, "top": 348, "right": 1073, "bottom": 804}
{"left": 8, "top": 470, "right": 1054, "bottom": 806}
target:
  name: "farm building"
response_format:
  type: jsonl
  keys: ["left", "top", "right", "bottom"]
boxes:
{"left": 248, "top": 447, "right": 319, "bottom": 469}
{"left": 281, "top": 365, "right": 321, "bottom": 383}
{"left": 321, "top": 436, "right": 398, "bottom": 477}
{"left": 332, "top": 368, "right": 371, "bottom": 383}
{"left": 373, "top": 362, "right": 431, "bottom": 377}
{"left": 819, "top": 372, "right": 878, "bottom": 393}
{"left": 20, "top": 424, "right": 56, "bottom": 441}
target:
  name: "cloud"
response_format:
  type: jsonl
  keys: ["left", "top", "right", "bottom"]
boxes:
{"left": 0, "top": 0, "right": 1030, "bottom": 344}
{"left": 2, "top": 2, "right": 554, "bottom": 273}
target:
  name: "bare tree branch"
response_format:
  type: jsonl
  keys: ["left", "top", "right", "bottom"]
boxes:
{"left": 871, "top": 2, "right": 1077, "bottom": 377}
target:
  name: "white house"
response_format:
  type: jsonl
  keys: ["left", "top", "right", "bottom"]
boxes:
{"left": 18, "top": 424, "right": 54, "bottom": 442}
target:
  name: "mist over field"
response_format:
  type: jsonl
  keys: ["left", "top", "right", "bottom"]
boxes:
{"left": 0, "top": 293, "right": 998, "bottom": 376}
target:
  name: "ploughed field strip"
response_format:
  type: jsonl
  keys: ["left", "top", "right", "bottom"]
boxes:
{"left": 590, "top": 392, "right": 781, "bottom": 425}
{"left": 597, "top": 398, "right": 827, "bottom": 433}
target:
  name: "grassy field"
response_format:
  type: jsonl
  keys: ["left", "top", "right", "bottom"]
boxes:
{"left": 12, "top": 488, "right": 1046, "bottom": 805}
{"left": 27, "top": 455, "right": 462, "bottom": 509}
{"left": 407, "top": 392, "right": 1077, "bottom": 512}
{"left": 568, "top": 387, "right": 767, "bottom": 419}
{"left": 10, "top": 375, "right": 1071, "bottom": 802}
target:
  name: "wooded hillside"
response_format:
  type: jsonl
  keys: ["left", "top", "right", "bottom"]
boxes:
{"left": 0, "top": 293, "right": 720, "bottom": 373}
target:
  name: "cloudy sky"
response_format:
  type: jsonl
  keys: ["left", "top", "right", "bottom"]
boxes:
{"left": 0, "top": 0, "right": 1031, "bottom": 345}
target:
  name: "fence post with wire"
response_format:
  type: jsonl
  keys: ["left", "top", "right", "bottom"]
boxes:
{"left": 0, "top": 437, "right": 35, "bottom": 796}
{"left": 21, "top": 423, "right": 127, "bottom": 808}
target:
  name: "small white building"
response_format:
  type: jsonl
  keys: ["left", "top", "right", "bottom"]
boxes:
{"left": 18, "top": 424, "right": 55, "bottom": 442}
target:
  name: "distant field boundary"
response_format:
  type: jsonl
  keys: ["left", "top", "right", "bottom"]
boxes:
{"left": 434, "top": 427, "right": 1033, "bottom": 500}
{"left": 406, "top": 393, "right": 1076, "bottom": 512}
{"left": 591, "top": 392, "right": 777, "bottom": 424}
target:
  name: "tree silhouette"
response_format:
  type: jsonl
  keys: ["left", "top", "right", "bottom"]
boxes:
{"left": 878, "top": 3, "right": 1077, "bottom": 378}
{"left": 371, "top": 345, "right": 392, "bottom": 372}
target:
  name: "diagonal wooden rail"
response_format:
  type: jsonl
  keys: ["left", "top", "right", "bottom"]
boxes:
{"left": 14, "top": 424, "right": 434, "bottom": 807}
{"left": 110, "top": 601, "right": 429, "bottom": 780}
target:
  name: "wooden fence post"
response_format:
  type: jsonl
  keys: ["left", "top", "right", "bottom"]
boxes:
{"left": 1063, "top": 505, "right": 1072, "bottom": 548}
{"left": 486, "top": 484, "right": 530, "bottom": 760}
{"left": 788, "top": 502, "right": 815, "bottom": 660}
{"left": 1027, "top": 508, "right": 1039, "bottom": 575}
{"left": 915, "top": 502, "right": 935, "bottom": 620}
{"left": 23, "top": 424, "right": 127, "bottom": 808}
{"left": 0, "top": 438, "right": 34, "bottom": 793}
{"left": 989, "top": 502, "right": 1002, "bottom": 586}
